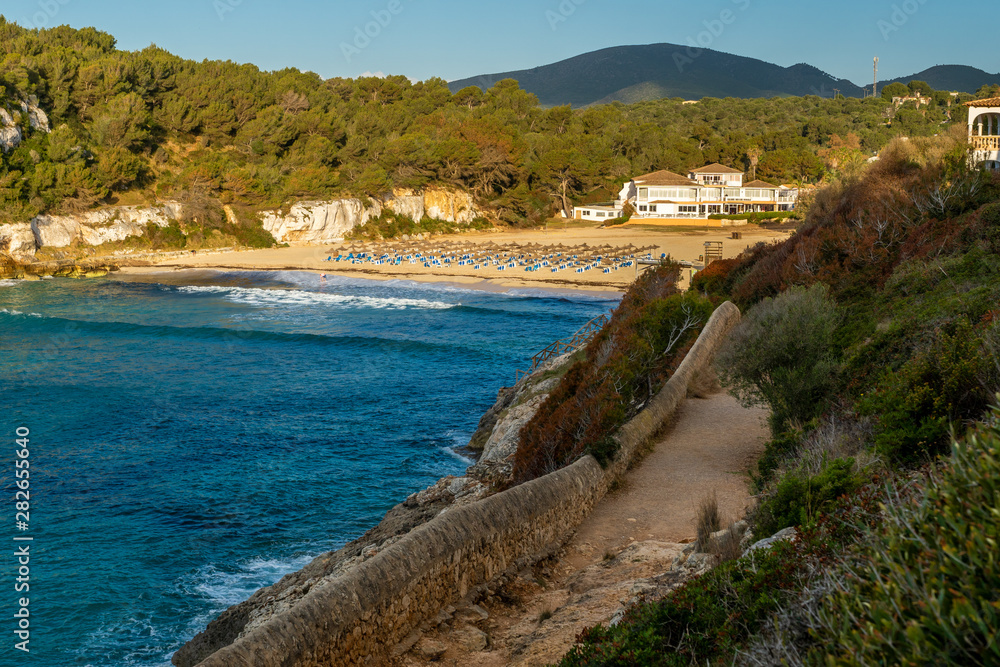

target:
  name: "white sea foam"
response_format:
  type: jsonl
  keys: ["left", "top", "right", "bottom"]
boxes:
{"left": 177, "top": 284, "right": 455, "bottom": 310}
{"left": 0, "top": 279, "right": 22, "bottom": 288}
{"left": 189, "top": 553, "right": 319, "bottom": 609}
{"left": 0, "top": 308, "right": 43, "bottom": 317}
{"left": 438, "top": 430, "right": 476, "bottom": 465}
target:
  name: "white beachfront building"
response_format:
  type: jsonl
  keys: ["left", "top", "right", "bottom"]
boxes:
{"left": 967, "top": 97, "right": 1000, "bottom": 171}
{"left": 592, "top": 163, "right": 798, "bottom": 220}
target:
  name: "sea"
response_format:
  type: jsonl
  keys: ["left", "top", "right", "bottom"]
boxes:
{"left": 0, "top": 270, "right": 618, "bottom": 667}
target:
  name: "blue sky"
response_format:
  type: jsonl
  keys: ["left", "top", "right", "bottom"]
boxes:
{"left": 2, "top": 0, "right": 995, "bottom": 86}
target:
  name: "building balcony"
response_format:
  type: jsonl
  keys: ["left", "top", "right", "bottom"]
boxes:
{"left": 971, "top": 136, "right": 1000, "bottom": 151}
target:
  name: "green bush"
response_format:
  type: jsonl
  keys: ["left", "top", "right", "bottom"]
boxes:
{"left": 863, "top": 317, "right": 988, "bottom": 463}
{"left": 707, "top": 211, "right": 797, "bottom": 222}
{"left": 716, "top": 283, "right": 840, "bottom": 434}
{"left": 811, "top": 420, "right": 1000, "bottom": 665}
{"left": 752, "top": 428, "right": 805, "bottom": 490}
{"left": 755, "top": 457, "right": 863, "bottom": 536}
{"left": 560, "top": 539, "right": 801, "bottom": 667}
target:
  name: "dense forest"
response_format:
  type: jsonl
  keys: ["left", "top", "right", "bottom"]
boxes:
{"left": 1, "top": 18, "right": 998, "bottom": 228}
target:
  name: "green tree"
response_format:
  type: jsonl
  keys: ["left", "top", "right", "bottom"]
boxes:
{"left": 716, "top": 284, "right": 840, "bottom": 434}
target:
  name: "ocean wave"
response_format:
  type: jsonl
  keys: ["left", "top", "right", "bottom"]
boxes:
{"left": 0, "top": 279, "right": 22, "bottom": 288}
{"left": 188, "top": 553, "right": 320, "bottom": 610}
{"left": 0, "top": 308, "right": 42, "bottom": 317}
{"left": 177, "top": 284, "right": 455, "bottom": 310}
{"left": 437, "top": 429, "right": 476, "bottom": 465}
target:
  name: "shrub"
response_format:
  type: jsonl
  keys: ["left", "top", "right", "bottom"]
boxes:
{"left": 513, "top": 266, "right": 713, "bottom": 481}
{"left": 689, "top": 257, "right": 738, "bottom": 297}
{"left": 752, "top": 428, "right": 805, "bottom": 490}
{"left": 864, "top": 317, "right": 989, "bottom": 463}
{"left": 716, "top": 283, "right": 840, "bottom": 434}
{"left": 560, "top": 539, "right": 801, "bottom": 667}
{"left": 754, "top": 457, "right": 863, "bottom": 536}
{"left": 811, "top": 420, "right": 1000, "bottom": 665}
{"left": 707, "top": 211, "right": 797, "bottom": 222}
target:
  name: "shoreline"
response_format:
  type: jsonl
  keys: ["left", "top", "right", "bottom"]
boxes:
{"left": 116, "top": 224, "right": 790, "bottom": 294}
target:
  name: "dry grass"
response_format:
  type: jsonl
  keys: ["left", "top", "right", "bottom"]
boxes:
{"left": 695, "top": 491, "right": 722, "bottom": 550}
{"left": 688, "top": 366, "right": 723, "bottom": 398}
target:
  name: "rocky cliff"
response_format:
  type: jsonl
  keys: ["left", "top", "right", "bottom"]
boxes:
{"left": 0, "top": 96, "right": 50, "bottom": 152}
{"left": 0, "top": 203, "right": 184, "bottom": 264}
{"left": 2, "top": 187, "right": 481, "bottom": 263}
{"left": 261, "top": 188, "right": 482, "bottom": 244}
{"left": 260, "top": 199, "right": 383, "bottom": 244}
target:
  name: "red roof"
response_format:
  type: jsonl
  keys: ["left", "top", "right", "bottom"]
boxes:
{"left": 965, "top": 97, "right": 1000, "bottom": 107}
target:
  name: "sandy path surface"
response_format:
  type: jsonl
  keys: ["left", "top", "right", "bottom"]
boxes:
{"left": 561, "top": 392, "right": 769, "bottom": 571}
{"left": 402, "top": 391, "right": 769, "bottom": 666}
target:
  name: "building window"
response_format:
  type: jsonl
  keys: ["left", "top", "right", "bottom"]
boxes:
{"left": 638, "top": 187, "right": 648, "bottom": 200}
{"left": 649, "top": 205, "right": 658, "bottom": 213}
{"left": 639, "top": 205, "right": 648, "bottom": 212}
{"left": 679, "top": 205, "right": 697, "bottom": 213}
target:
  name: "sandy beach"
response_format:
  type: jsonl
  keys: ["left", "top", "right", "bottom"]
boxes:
{"left": 119, "top": 223, "right": 789, "bottom": 293}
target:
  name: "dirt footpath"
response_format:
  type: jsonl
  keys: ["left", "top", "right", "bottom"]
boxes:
{"left": 399, "top": 391, "right": 769, "bottom": 667}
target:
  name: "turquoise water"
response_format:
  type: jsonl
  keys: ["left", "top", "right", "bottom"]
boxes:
{"left": 0, "top": 271, "right": 617, "bottom": 666}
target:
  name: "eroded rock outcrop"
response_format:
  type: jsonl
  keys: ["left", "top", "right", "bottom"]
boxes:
{"left": 466, "top": 353, "right": 573, "bottom": 485}
{"left": 0, "top": 223, "right": 38, "bottom": 263}
{"left": 388, "top": 187, "right": 481, "bottom": 224}
{"left": 1, "top": 97, "right": 50, "bottom": 152}
{"left": 260, "top": 188, "right": 483, "bottom": 244}
{"left": 259, "top": 199, "right": 383, "bottom": 244}
{"left": 30, "top": 203, "right": 183, "bottom": 250}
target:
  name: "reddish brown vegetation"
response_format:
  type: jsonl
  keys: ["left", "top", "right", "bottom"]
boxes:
{"left": 512, "top": 263, "right": 713, "bottom": 483}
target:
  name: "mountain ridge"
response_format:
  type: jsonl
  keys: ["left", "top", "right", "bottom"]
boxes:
{"left": 448, "top": 44, "right": 1000, "bottom": 106}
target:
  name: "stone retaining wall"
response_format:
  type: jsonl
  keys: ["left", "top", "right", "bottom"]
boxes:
{"left": 189, "top": 301, "right": 742, "bottom": 667}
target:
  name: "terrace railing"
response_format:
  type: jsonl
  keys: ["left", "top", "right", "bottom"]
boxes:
{"left": 515, "top": 313, "right": 610, "bottom": 383}
{"left": 972, "top": 136, "right": 1000, "bottom": 151}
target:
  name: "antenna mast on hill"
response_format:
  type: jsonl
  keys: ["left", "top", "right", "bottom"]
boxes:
{"left": 874, "top": 57, "right": 879, "bottom": 98}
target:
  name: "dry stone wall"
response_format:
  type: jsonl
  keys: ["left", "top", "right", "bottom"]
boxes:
{"left": 186, "top": 302, "right": 742, "bottom": 667}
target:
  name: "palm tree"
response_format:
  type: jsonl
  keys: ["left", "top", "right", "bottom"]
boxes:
{"left": 746, "top": 145, "right": 763, "bottom": 181}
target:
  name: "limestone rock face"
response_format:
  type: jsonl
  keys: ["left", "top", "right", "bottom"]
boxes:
{"left": 423, "top": 187, "right": 480, "bottom": 224}
{"left": 0, "top": 109, "right": 22, "bottom": 153}
{"left": 30, "top": 203, "right": 183, "bottom": 251}
{"left": 259, "top": 188, "right": 481, "bottom": 244}
{"left": 259, "top": 199, "right": 383, "bottom": 244}
{"left": 1, "top": 98, "right": 51, "bottom": 153}
{"left": 0, "top": 223, "right": 38, "bottom": 263}
{"left": 20, "top": 97, "right": 50, "bottom": 132}
{"left": 386, "top": 193, "right": 425, "bottom": 222}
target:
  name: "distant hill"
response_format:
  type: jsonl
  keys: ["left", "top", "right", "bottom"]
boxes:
{"left": 881, "top": 65, "right": 1000, "bottom": 94}
{"left": 449, "top": 45, "right": 1000, "bottom": 107}
{"left": 448, "top": 44, "right": 864, "bottom": 107}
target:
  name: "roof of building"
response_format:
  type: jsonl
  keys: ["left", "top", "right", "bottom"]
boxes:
{"left": 633, "top": 170, "right": 700, "bottom": 187}
{"left": 689, "top": 163, "right": 744, "bottom": 175}
{"left": 744, "top": 179, "right": 779, "bottom": 188}
{"left": 965, "top": 97, "right": 1000, "bottom": 107}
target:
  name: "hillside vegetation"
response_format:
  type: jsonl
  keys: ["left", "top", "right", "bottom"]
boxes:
{"left": 0, "top": 19, "right": 988, "bottom": 232}
{"left": 553, "top": 135, "right": 1000, "bottom": 664}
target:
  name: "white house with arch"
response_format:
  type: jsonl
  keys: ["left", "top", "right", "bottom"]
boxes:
{"left": 967, "top": 96, "right": 1000, "bottom": 171}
